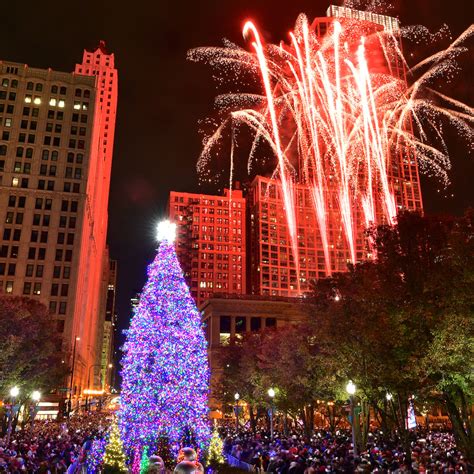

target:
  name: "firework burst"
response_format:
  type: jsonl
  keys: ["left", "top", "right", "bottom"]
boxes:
{"left": 188, "top": 7, "right": 473, "bottom": 279}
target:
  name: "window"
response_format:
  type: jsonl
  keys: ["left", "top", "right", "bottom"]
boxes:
{"left": 18, "top": 196, "right": 26, "bottom": 207}
{"left": 51, "top": 151, "right": 58, "bottom": 161}
{"left": 60, "top": 284, "right": 68, "bottom": 297}
{"left": 28, "top": 247, "right": 36, "bottom": 259}
{"left": 23, "top": 282, "right": 32, "bottom": 295}
{"left": 57, "top": 320, "right": 65, "bottom": 332}
{"left": 266, "top": 318, "right": 277, "bottom": 328}
{"left": 63, "top": 266, "right": 70, "bottom": 279}
{"left": 38, "top": 248, "right": 46, "bottom": 259}
{"left": 49, "top": 301, "right": 57, "bottom": 313}
{"left": 42, "top": 215, "right": 50, "bottom": 226}
{"left": 30, "top": 230, "right": 38, "bottom": 242}
{"left": 251, "top": 317, "right": 262, "bottom": 331}
{"left": 65, "top": 250, "right": 72, "bottom": 262}
{"left": 2, "top": 131, "right": 9, "bottom": 140}
{"left": 55, "top": 249, "right": 63, "bottom": 261}
{"left": 0, "top": 245, "right": 7, "bottom": 257}
{"left": 15, "top": 213, "right": 23, "bottom": 224}
{"left": 51, "top": 283, "right": 59, "bottom": 296}
{"left": 70, "top": 201, "right": 78, "bottom": 212}
{"left": 0, "top": 145, "right": 7, "bottom": 155}
{"left": 61, "top": 200, "right": 68, "bottom": 212}
{"left": 67, "top": 233, "right": 74, "bottom": 245}
{"left": 7, "top": 263, "right": 16, "bottom": 276}
{"left": 57, "top": 232, "right": 65, "bottom": 244}
{"left": 12, "top": 229, "right": 21, "bottom": 241}
{"left": 5, "top": 212, "right": 13, "bottom": 223}
{"left": 0, "top": 263, "right": 4, "bottom": 275}
{"left": 33, "top": 283, "right": 41, "bottom": 295}
{"left": 5, "top": 281, "right": 13, "bottom": 293}
{"left": 10, "top": 246, "right": 18, "bottom": 258}
{"left": 25, "top": 148, "right": 33, "bottom": 158}
{"left": 59, "top": 302, "right": 67, "bottom": 314}
{"left": 36, "top": 265, "right": 44, "bottom": 277}
{"left": 53, "top": 266, "right": 61, "bottom": 278}
{"left": 25, "top": 264, "right": 34, "bottom": 277}
{"left": 35, "top": 198, "right": 43, "bottom": 209}
{"left": 42, "top": 149, "right": 49, "bottom": 160}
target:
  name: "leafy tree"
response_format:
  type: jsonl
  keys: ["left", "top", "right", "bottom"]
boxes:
{"left": 311, "top": 211, "right": 474, "bottom": 463}
{"left": 0, "top": 295, "right": 66, "bottom": 432}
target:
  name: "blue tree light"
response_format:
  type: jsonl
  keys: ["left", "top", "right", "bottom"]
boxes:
{"left": 120, "top": 220, "right": 211, "bottom": 457}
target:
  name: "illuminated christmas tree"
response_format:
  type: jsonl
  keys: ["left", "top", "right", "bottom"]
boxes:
{"left": 120, "top": 220, "right": 211, "bottom": 456}
{"left": 207, "top": 425, "right": 225, "bottom": 468}
{"left": 103, "top": 421, "right": 127, "bottom": 474}
{"left": 140, "top": 446, "right": 149, "bottom": 474}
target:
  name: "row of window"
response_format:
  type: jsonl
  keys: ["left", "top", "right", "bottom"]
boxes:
{"left": 7, "top": 177, "right": 81, "bottom": 193}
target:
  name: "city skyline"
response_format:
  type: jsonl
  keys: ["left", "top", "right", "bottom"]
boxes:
{"left": 0, "top": 0, "right": 472, "bottom": 352}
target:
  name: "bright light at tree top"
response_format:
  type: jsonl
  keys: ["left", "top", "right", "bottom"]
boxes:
{"left": 156, "top": 220, "right": 176, "bottom": 243}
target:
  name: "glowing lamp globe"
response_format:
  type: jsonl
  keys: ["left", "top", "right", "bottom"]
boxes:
{"left": 10, "top": 386, "right": 19, "bottom": 398}
{"left": 346, "top": 381, "right": 356, "bottom": 395}
{"left": 156, "top": 220, "right": 176, "bottom": 243}
{"left": 32, "top": 391, "right": 41, "bottom": 402}
{"left": 268, "top": 388, "right": 275, "bottom": 398}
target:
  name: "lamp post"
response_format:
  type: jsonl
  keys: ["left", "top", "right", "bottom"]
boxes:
{"left": 346, "top": 381, "right": 358, "bottom": 458}
{"left": 6, "top": 386, "right": 19, "bottom": 446}
{"left": 268, "top": 388, "right": 275, "bottom": 441}
{"left": 68, "top": 336, "right": 80, "bottom": 418}
{"left": 234, "top": 393, "right": 240, "bottom": 432}
{"left": 30, "top": 391, "right": 41, "bottom": 436}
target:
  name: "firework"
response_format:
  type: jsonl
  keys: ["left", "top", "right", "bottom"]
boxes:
{"left": 188, "top": 6, "right": 473, "bottom": 281}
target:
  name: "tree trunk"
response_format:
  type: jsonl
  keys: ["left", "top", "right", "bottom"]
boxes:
{"left": 444, "top": 392, "right": 474, "bottom": 465}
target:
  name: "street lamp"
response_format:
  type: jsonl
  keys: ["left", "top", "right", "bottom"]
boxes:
{"left": 30, "top": 391, "right": 41, "bottom": 436}
{"left": 268, "top": 388, "right": 275, "bottom": 441}
{"left": 234, "top": 393, "right": 240, "bottom": 432}
{"left": 6, "top": 386, "right": 20, "bottom": 446}
{"left": 386, "top": 392, "right": 393, "bottom": 401}
{"left": 346, "top": 381, "right": 358, "bottom": 458}
{"left": 68, "top": 336, "right": 80, "bottom": 418}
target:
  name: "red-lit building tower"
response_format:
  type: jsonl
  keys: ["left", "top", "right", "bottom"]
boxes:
{"left": 169, "top": 188, "right": 246, "bottom": 307}
{"left": 72, "top": 42, "right": 118, "bottom": 393}
{"left": 249, "top": 6, "right": 423, "bottom": 297}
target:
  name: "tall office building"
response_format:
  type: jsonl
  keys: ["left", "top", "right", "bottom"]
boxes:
{"left": 0, "top": 41, "right": 118, "bottom": 398}
{"left": 248, "top": 7, "right": 423, "bottom": 297}
{"left": 168, "top": 188, "right": 246, "bottom": 307}
{"left": 99, "top": 257, "right": 117, "bottom": 391}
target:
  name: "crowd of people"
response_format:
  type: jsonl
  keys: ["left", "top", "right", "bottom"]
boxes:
{"left": 0, "top": 412, "right": 109, "bottom": 473}
{"left": 0, "top": 414, "right": 470, "bottom": 473}
{"left": 223, "top": 428, "right": 471, "bottom": 473}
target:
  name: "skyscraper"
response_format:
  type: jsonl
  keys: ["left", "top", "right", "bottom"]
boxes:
{"left": 168, "top": 188, "right": 246, "bottom": 306}
{"left": 248, "top": 6, "right": 423, "bottom": 297}
{"left": 0, "top": 41, "right": 118, "bottom": 398}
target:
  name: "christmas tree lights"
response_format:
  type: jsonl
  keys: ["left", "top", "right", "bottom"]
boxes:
{"left": 207, "top": 425, "right": 225, "bottom": 467}
{"left": 140, "top": 446, "right": 149, "bottom": 474}
{"left": 103, "top": 420, "right": 127, "bottom": 473}
{"left": 120, "top": 220, "right": 211, "bottom": 455}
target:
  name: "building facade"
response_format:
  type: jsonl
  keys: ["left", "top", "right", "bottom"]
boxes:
{"left": 201, "top": 294, "right": 308, "bottom": 408}
{"left": 99, "top": 257, "right": 117, "bottom": 391}
{"left": 0, "top": 42, "right": 117, "bottom": 399}
{"left": 168, "top": 188, "right": 246, "bottom": 306}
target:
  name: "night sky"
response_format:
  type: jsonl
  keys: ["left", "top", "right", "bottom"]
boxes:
{"left": 2, "top": 0, "right": 472, "bottom": 355}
